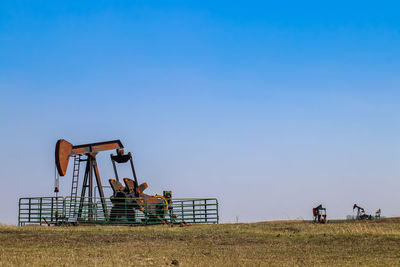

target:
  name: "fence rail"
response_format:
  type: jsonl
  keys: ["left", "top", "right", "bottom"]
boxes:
{"left": 18, "top": 196, "right": 218, "bottom": 226}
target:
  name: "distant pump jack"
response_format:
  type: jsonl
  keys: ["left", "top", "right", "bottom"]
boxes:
{"left": 313, "top": 204, "right": 328, "bottom": 223}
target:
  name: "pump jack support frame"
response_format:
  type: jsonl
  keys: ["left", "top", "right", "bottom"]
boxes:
{"left": 110, "top": 152, "right": 139, "bottom": 194}
{"left": 77, "top": 154, "right": 108, "bottom": 220}
{"left": 55, "top": 139, "right": 124, "bottom": 221}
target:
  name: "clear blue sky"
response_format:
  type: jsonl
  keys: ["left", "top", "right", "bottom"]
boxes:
{"left": 1, "top": 1, "right": 400, "bottom": 224}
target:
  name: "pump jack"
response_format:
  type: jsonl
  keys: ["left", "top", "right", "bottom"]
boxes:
{"left": 313, "top": 204, "right": 328, "bottom": 223}
{"left": 55, "top": 139, "right": 124, "bottom": 220}
{"left": 16, "top": 139, "right": 219, "bottom": 226}
{"left": 353, "top": 204, "right": 371, "bottom": 220}
{"left": 108, "top": 148, "right": 173, "bottom": 223}
{"left": 55, "top": 139, "right": 172, "bottom": 223}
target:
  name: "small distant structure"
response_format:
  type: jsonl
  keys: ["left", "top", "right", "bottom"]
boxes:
{"left": 375, "top": 209, "right": 381, "bottom": 219}
{"left": 313, "top": 204, "right": 328, "bottom": 223}
{"left": 353, "top": 204, "right": 369, "bottom": 220}
{"left": 351, "top": 204, "right": 381, "bottom": 220}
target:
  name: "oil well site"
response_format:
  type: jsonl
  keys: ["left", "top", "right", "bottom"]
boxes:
{"left": 8, "top": 139, "right": 400, "bottom": 266}
{"left": 18, "top": 139, "right": 218, "bottom": 226}
{"left": 16, "top": 139, "right": 386, "bottom": 227}
{"left": 9, "top": 137, "right": 398, "bottom": 264}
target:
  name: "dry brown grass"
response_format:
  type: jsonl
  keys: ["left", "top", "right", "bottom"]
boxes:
{"left": 1, "top": 218, "right": 400, "bottom": 266}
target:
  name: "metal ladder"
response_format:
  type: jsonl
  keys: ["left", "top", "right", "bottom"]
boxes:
{"left": 69, "top": 155, "right": 81, "bottom": 218}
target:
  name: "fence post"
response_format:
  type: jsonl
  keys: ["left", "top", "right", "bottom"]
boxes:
{"left": 146, "top": 199, "right": 149, "bottom": 225}
{"left": 205, "top": 199, "right": 207, "bottom": 223}
{"left": 39, "top": 198, "right": 43, "bottom": 224}
{"left": 216, "top": 199, "right": 219, "bottom": 224}
{"left": 193, "top": 200, "right": 195, "bottom": 223}
{"left": 63, "top": 197, "right": 66, "bottom": 223}
{"left": 124, "top": 198, "right": 127, "bottom": 224}
{"left": 28, "top": 198, "right": 31, "bottom": 222}
{"left": 51, "top": 197, "right": 54, "bottom": 223}
{"left": 18, "top": 199, "right": 21, "bottom": 226}
{"left": 181, "top": 201, "right": 184, "bottom": 222}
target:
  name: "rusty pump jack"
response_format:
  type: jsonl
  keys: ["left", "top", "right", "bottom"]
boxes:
{"left": 55, "top": 139, "right": 124, "bottom": 220}
{"left": 312, "top": 204, "right": 328, "bottom": 223}
{"left": 108, "top": 149, "right": 173, "bottom": 223}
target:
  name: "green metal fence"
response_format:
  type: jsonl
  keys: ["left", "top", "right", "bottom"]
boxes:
{"left": 18, "top": 196, "right": 218, "bottom": 226}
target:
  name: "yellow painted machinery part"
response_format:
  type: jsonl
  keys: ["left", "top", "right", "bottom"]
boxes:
{"left": 154, "top": 195, "right": 168, "bottom": 212}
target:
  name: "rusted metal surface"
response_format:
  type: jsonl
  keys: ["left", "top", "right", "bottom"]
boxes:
{"left": 123, "top": 178, "right": 135, "bottom": 193}
{"left": 109, "top": 177, "right": 169, "bottom": 223}
{"left": 55, "top": 139, "right": 126, "bottom": 222}
{"left": 137, "top": 182, "right": 148, "bottom": 195}
{"left": 55, "top": 139, "right": 73, "bottom": 176}
{"left": 71, "top": 140, "right": 123, "bottom": 155}
{"left": 109, "top": 179, "right": 125, "bottom": 193}
{"left": 18, "top": 139, "right": 219, "bottom": 226}
{"left": 108, "top": 148, "right": 173, "bottom": 223}
{"left": 55, "top": 139, "right": 175, "bottom": 224}
{"left": 313, "top": 204, "right": 327, "bottom": 223}
{"left": 55, "top": 139, "right": 124, "bottom": 177}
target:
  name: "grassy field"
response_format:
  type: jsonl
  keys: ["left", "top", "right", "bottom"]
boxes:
{"left": 1, "top": 219, "right": 400, "bottom": 266}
